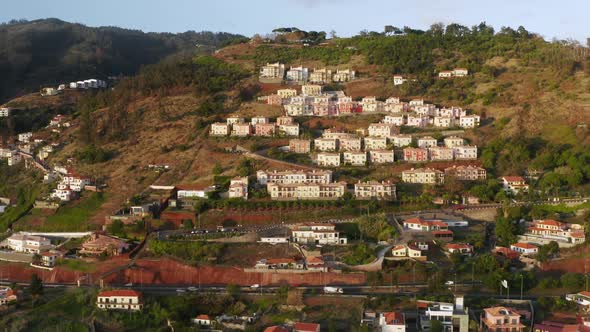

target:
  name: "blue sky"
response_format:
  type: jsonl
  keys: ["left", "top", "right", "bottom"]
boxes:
{"left": 1, "top": 0, "right": 588, "bottom": 42}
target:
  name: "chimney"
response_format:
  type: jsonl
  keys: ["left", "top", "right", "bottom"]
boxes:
{"left": 455, "top": 295, "right": 464, "bottom": 311}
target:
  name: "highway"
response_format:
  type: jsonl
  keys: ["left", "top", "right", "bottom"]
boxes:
{"left": 0, "top": 279, "right": 560, "bottom": 302}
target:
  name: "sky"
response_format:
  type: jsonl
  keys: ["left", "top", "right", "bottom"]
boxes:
{"left": 1, "top": 0, "right": 588, "bottom": 43}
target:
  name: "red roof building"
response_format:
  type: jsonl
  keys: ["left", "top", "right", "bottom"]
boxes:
{"left": 294, "top": 322, "right": 321, "bottom": 332}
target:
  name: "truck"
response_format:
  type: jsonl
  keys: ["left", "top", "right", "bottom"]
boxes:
{"left": 323, "top": 286, "right": 343, "bottom": 294}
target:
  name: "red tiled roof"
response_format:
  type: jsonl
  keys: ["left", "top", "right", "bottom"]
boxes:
{"left": 294, "top": 322, "right": 320, "bottom": 331}
{"left": 383, "top": 312, "right": 405, "bottom": 325}
{"left": 433, "top": 230, "right": 453, "bottom": 235}
{"left": 266, "top": 258, "right": 298, "bottom": 265}
{"left": 264, "top": 327, "right": 289, "bottom": 332}
{"left": 447, "top": 243, "right": 472, "bottom": 250}
{"left": 494, "top": 247, "right": 520, "bottom": 259}
{"left": 502, "top": 176, "right": 525, "bottom": 182}
{"left": 579, "top": 291, "right": 590, "bottom": 298}
{"left": 196, "top": 314, "right": 211, "bottom": 320}
{"left": 98, "top": 290, "right": 141, "bottom": 298}
{"left": 404, "top": 218, "right": 427, "bottom": 225}
{"left": 511, "top": 243, "right": 538, "bottom": 250}
{"left": 537, "top": 220, "right": 563, "bottom": 227}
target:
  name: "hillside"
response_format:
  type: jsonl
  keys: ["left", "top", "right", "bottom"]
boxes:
{"left": 0, "top": 18, "right": 246, "bottom": 102}
{"left": 3, "top": 22, "right": 590, "bottom": 231}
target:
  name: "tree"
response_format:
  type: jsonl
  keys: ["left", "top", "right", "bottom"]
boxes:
{"left": 212, "top": 163, "right": 222, "bottom": 175}
{"left": 495, "top": 212, "right": 517, "bottom": 246}
{"left": 430, "top": 319, "right": 443, "bottom": 332}
{"left": 30, "top": 273, "right": 43, "bottom": 300}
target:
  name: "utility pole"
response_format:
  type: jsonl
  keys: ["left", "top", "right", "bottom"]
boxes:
{"left": 520, "top": 273, "right": 524, "bottom": 300}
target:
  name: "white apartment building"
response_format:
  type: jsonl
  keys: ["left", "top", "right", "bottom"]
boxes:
{"left": 309, "top": 68, "right": 332, "bottom": 84}
{"left": 226, "top": 117, "right": 244, "bottom": 125}
{"left": 383, "top": 115, "right": 406, "bottom": 126}
{"left": 210, "top": 122, "right": 230, "bottom": 136}
{"left": 0, "top": 108, "right": 11, "bottom": 117}
{"left": 453, "top": 68, "right": 469, "bottom": 77}
{"left": 402, "top": 168, "right": 444, "bottom": 184}
{"left": 314, "top": 138, "right": 339, "bottom": 152}
{"left": 277, "top": 116, "right": 294, "bottom": 126}
{"left": 339, "top": 137, "right": 362, "bottom": 151}
{"left": 390, "top": 135, "right": 413, "bottom": 147}
{"left": 385, "top": 102, "right": 407, "bottom": 113}
{"left": 453, "top": 145, "right": 478, "bottom": 160}
{"left": 413, "top": 104, "right": 437, "bottom": 117}
{"left": 409, "top": 99, "right": 424, "bottom": 106}
{"left": 364, "top": 137, "right": 387, "bottom": 150}
{"left": 228, "top": 177, "right": 248, "bottom": 199}
{"left": 279, "top": 123, "right": 300, "bottom": 136}
{"left": 284, "top": 102, "right": 313, "bottom": 116}
{"left": 317, "top": 152, "right": 341, "bottom": 167}
{"left": 6, "top": 233, "right": 52, "bottom": 254}
{"left": 332, "top": 69, "right": 355, "bottom": 82}
{"left": 291, "top": 223, "right": 347, "bottom": 244}
{"left": 393, "top": 75, "right": 406, "bottom": 85}
{"left": 428, "top": 147, "right": 455, "bottom": 161}
{"left": 361, "top": 97, "right": 385, "bottom": 113}
{"left": 257, "top": 169, "right": 333, "bottom": 185}
{"left": 322, "top": 130, "right": 355, "bottom": 140}
{"left": 301, "top": 84, "right": 322, "bottom": 96}
{"left": 97, "top": 290, "right": 143, "bottom": 311}
{"left": 438, "top": 107, "right": 466, "bottom": 118}
{"left": 260, "top": 63, "right": 285, "bottom": 79}
{"left": 251, "top": 116, "right": 269, "bottom": 125}
{"left": 343, "top": 151, "right": 367, "bottom": 166}
{"left": 231, "top": 123, "right": 252, "bottom": 136}
{"left": 459, "top": 115, "right": 480, "bottom": 128}
{"left": 444, "top": 165, "right": 487, "bottom": 181}
{"left": 369, "top": 150, "right": 395, "bottom": 164}
{"left": 368, "top": 123, "right": 398, "bottom": 138}
{"left": 444, "top": 136, "right": 465, "bottom": 148}
{"left": 267, "top": 182, "right": 346, "bottom": 201}
{"left": 354, "top": 180, "right": 396, "bottom": 200}
{"left": 417, "top": 136, "right": 438, "bottom": 148}
{"left": 286, "top": 66, "right": 309, "bottom": 82}
{"left": 18, "top": 132, "right": 32, "bottom": 143}
{"left": 433, "top": 116, "right": 455, "bottom": 127}
{"left": 406, "top": 115, "right": 429, "bottom": 127}
{"left": 277, "top": 89, "right": 298, "bottom": 99}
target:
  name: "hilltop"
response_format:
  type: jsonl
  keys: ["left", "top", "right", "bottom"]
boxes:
{"left": 0, "top": 18, "right": 247, "bottom": 103}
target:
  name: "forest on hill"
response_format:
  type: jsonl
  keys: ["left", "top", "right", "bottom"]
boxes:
{"left": 0, "top": 18, "right": 247, "bottom": 102}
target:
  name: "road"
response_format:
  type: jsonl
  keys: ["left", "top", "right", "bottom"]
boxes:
{"left": 0, "top": 279, "right": 560, "bottom": 301}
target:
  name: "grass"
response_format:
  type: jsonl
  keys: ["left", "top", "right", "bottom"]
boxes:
{"left": 56, "top": 259, "right": 97, "bottom": 273}
{"left": 40, "top": 192, "right": 107, "bottom": 231}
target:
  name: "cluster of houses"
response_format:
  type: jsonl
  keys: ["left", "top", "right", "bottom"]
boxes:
{"left": 40, "top": 79, "right": 107, "bottom": 97}
{"left": 438, "top": 68, "right": 469, "bottom": 78}
{"left": 401, "top": 165, "right": 487, "bottom": 184}
{"left": 1, "top": 114, "right": 71, "bottom": 167}
{"left": 257, "top": 169, "right": 396, "bottom": 201}
{"left": 0, "top": 231, "right": 130, "bottom": 268}
{"left": 175, "top": 176, "right": 249, "bottom": 201}
{"left": 290, "top": 129, "right": 477, "bottom": 167}
{"left": 259, "top": 62, "right": 355, "bottom": 84}
{"left": 210, "top": 116, "right": 300, "bottom": 137}
{"left": 519, "top": 219, "right": 586, "bottom": 248}
{"left": 402, "top": 217, "right": 457, "bottom": 241}
{"left": 362, "top": 296, "right": 471, "bottom": 332}
{"left": 48, "top": 166, "right": 92, "bottom": 202}
{"left": 261, "top": 86, "right": 481, "bottom": 129}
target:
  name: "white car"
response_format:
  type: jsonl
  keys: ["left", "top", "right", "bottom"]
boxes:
{"left": 445, "top": 281, "right": 454, "bottom": 286}
{"left": 187, "top": 287, "right": 197, "bottom": 292}
{"left": 250, "top": 284, "right": 260, "bottom": 289}
{"left": 176, "top": 288, "right": 186, "bottom": 293}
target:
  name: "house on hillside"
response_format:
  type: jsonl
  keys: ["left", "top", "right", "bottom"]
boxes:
{"left": 294, "top": 322, "right": 321, "bottom": 332}
{"left": 391, "top": 244, "right": 425, "bottom": 260}
{"left": 96, "top": 290, "right": 143, "bottom": 311}
{"left": 379, "top": 311, "right": 406, "bottom": 332}
{"left": 500, "top": 176, "right": 529, "bottom": 194}
{"left": 193, "top": 314, "right": 213, "bottom": 326}
{"left": 481, "top": 306, "right": 525, "bottom": 332}
{"left": 79, "top": 233, "right": 129, "bottom": 256}
{"left": 510, "top": 242, "right": 538, "bottom": 256}
{"left": 6, "top": 233, "right": 53, "bottom": 254}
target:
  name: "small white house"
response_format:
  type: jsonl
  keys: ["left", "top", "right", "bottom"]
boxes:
{"left": 259, "top": 237, "right": 289, "bottom": 244}
{"left": 510, "top": 242, "right": 538, "bottom": 256}
{"left": 193, "top": 314, "right": 213, "bottom": 326}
